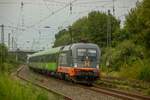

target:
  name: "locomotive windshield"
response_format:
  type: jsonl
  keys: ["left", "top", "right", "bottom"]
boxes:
{"left": 78, "top": 49, "right": 86, "bottom": 57}
{"left": 77, "top": 48, "right": 97, "bottom": 68}
{"left": 87, "top": 49, "right": 97, "bottom": 58}
{"left": 78, "top": 49, "right": 97, "bottom": 58}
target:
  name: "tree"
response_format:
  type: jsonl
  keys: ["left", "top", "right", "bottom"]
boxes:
{"left": 53, "top": 29, "right": 70, "bottom": 47}
{"left": 88, "top": 11, "right": 120, "bottom": 47}
{"left": 71, "top": 16, "right": 90, "bottom": 43}
{"left": 53, "top": 11, "right": 120, "bottom": 48}
{"left": 125, "top": 0, "right": 150, "bottom": 49}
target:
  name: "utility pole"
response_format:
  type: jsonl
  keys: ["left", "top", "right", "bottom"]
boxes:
{"left": 70, "top": 2, "right": 72, "bottom": 15}
{"left": 21, "top": 2, "right": 24, "bottom": 28}
{"left": 8, "top": 33, "right": 11, "bottom": 49}
{"left": 0, "top": 24, "right": 4, "bottom": 65}
{"left": 14, "top": 38, "right": 18, "bottom": 50}
{"left": 0, "top": 24, "right": 4, "bottom": 44}
{"left": 112, "top": 0, "right": 115, "bottom": 16}
{"left": 69, "top": 26, "right": 72, "bottom": 44}
{"left": 12, "top": 36, "right": 14, "bottom": 50}
{"left": 107, "top": 10, "right": 111, "bottom": 47}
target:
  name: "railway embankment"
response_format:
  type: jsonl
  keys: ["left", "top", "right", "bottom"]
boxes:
{"left": 95, "top": 76, "right": 150, "bottom": 97}
{"left": 18, "top": 65, "right": 121, "bottom": 100}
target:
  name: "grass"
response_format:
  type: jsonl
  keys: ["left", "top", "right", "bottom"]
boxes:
{"left": 99, "top": 60, "right": 150, "bottom": 96}
{"left": 0, "top": 73, "right": 64, "bottom": 100}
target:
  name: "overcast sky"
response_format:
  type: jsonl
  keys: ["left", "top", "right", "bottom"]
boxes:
{"left": 0, "top": 0, "right": 140, "bottom": 51}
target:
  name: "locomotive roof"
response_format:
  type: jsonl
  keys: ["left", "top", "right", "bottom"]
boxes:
{"left": 28, "top": 46, "right": 62, "bottom": 58}
{"left": 28, "top": 43, "right": 100, "bottom": 58}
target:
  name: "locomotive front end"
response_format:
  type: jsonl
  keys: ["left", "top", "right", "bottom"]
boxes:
{"left": 71, "top": 43, "right": 101, "bottom": 82}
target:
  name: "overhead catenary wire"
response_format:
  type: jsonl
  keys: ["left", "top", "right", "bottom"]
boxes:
{"left": 27, "top": 0, "right": 115, "bottom": 29}
{"left": 0, "top": 1, "right": 66, "bottom": 5}
{"left": 0, "top": 0, "right": 140, "bottom": 50}
{"left": 25, "top": 0, "right": 78, "bottom": 30}
{"left": 42, "top": 0, "right": 52, "bottom": 12}
{"left": 59, "top": 1, "right": 113, "bottom": 29}
{"left": 74, "top": 0, "right": 113, "bottom": 5}
{"left": 44, "top": 0, "right": 67, "bottom": 4}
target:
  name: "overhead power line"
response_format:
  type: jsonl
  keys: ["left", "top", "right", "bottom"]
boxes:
{"left": 44, "top": 0, "right": 67, "bottom": 4}
{"left": 42, "top": 0, "right": 52, "bottom": 12}
{"left": 0, "top": 1, "right": 66, "bottom": 6}
{"left": 25, "top": 0, "right": 78, "bottom": 30}
{"left": 74, "top": 0, "right": 112, "bottom": 4}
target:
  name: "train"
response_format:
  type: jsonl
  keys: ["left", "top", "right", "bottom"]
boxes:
{"left": 27, "top": 43, "right": 101, "bottom": 84}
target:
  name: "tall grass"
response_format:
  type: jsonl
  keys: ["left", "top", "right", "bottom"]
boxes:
{"left": 139, "top": 63, "right": 150, "bottom": 82}
{"left": 119, "top": 60, "right": 143, "bottom": 79}
{"left": 116, "top": 59, "right": 150, "bottom": 82}
{"left": 0, "top": 74, "right": 63, "bottom": 100}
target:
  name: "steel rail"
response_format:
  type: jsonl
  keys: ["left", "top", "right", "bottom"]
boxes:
{"left": 16, "top": 65, "right": 72, "bottom": 100}
{"left": 92, "top": 84, "right": 150, "bottom": 100}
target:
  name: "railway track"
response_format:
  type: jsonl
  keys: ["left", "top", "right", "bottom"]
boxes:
{"left": 91, "top": 84, "right": 150, "bottom": 100}
{"left": 68, "top": 82, "right": 150, "bottom": 100}
{"left": 15, "top": 65, "right": 72, "bottom": 100}
{"left": 16, "top": 65, "right": 150, "bottom": 100}
{"left": 101, "top": 76, "right": 150, "bottom": 89}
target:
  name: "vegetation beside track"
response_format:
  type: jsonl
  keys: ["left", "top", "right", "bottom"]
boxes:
{"left": 0, "top": 44, "right": 63, "bottom": 100}
{"left": 0, "top": 73, "right": 49, "bottom": 100}
{"left": 95, "top": 77, "right": 150, "bottom": 96}
{"left": 53, "top": 0, "right": 150, "bottom": 82}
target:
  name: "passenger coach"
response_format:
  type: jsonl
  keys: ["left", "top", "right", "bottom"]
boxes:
{"left": 27, "top": 43, "right": 101, "bottom": 83}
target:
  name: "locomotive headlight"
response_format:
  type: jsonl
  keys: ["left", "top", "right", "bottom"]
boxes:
{"left": 96, "top": 64, "right": 99, "bottom": 69}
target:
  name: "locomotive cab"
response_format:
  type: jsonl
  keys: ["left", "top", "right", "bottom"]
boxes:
{"left": 71, "top": 43, "right": 100, "bottom": 82}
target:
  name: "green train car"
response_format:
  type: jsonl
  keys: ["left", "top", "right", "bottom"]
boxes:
{"left": 27, "top": 47, "right": 61, "bottom": 72}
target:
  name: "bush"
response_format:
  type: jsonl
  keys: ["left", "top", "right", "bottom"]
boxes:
{"left": 119, "top": 59, "right": 143, "bottom": 79}
{"left": 139, "top": 63, "right": 150, "bottom": 82}
{"left": 102, "top": 40, "right": 145, "bottom": 71}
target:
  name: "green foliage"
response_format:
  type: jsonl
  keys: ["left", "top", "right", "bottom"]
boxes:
{"left": 53, "top": 11, "right": 120, "bottom": 47}
{"left": 139, "top": 62, "right": 150, "bottom": 82}
{"left": 102, "top": 40, "right": 144, "bottom": 71}
{"left": 101, "top": 0, "right": 150, "bottom": 82}
{"left": 0, "top": 44, "right": 8, "bottom": 64}
{"left": 54, "top": 31, "right": 70, "bottom": 47}
{"left": 112, "top": 29, "right": 130, "bottom": 46}
{"left": 0, "top": 44, "right": 63, "bottom": 99}
{"left": 88, "top": 11, "right": 120, "bottom": 47}
{"left": 119, "top": 60, "right": 143, "bottom": 79}
{"left": 0, "top": 44, "right": 19, "bottom": 73}
{"left": 71, "top": 16, "right": 90, "bottom": 42}
{"left": 125, "top": 0, "right": 150, "bottom": 49}
{"left": 0, "top": 74, "right": 50, "bottom": 100}
{"left": 139, "top": 66, "right": 150, "bottom": 81}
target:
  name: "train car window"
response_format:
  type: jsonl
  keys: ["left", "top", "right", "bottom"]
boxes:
{"left": 38, "top": 56, "right": 40, "bottom": 62}
{"left": 32, "top": 57, "right": 34, "bottom": 62}
{"left": 41, "top": 56, "right": 45, "bottom": 62}
{"left": 34, "top": 57, "right": 37, "bottom": 62}
{"left": 46, "top": 54, "right": 57, "bottom": 62}
{"left": 37, "top": 56, "right": 41, "bottom": 62}
{"left": 45, "top": 55, "right": 50, "bottom": 62}
{"left": 53, "top": 54, "right": 57, "bottom": 62}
